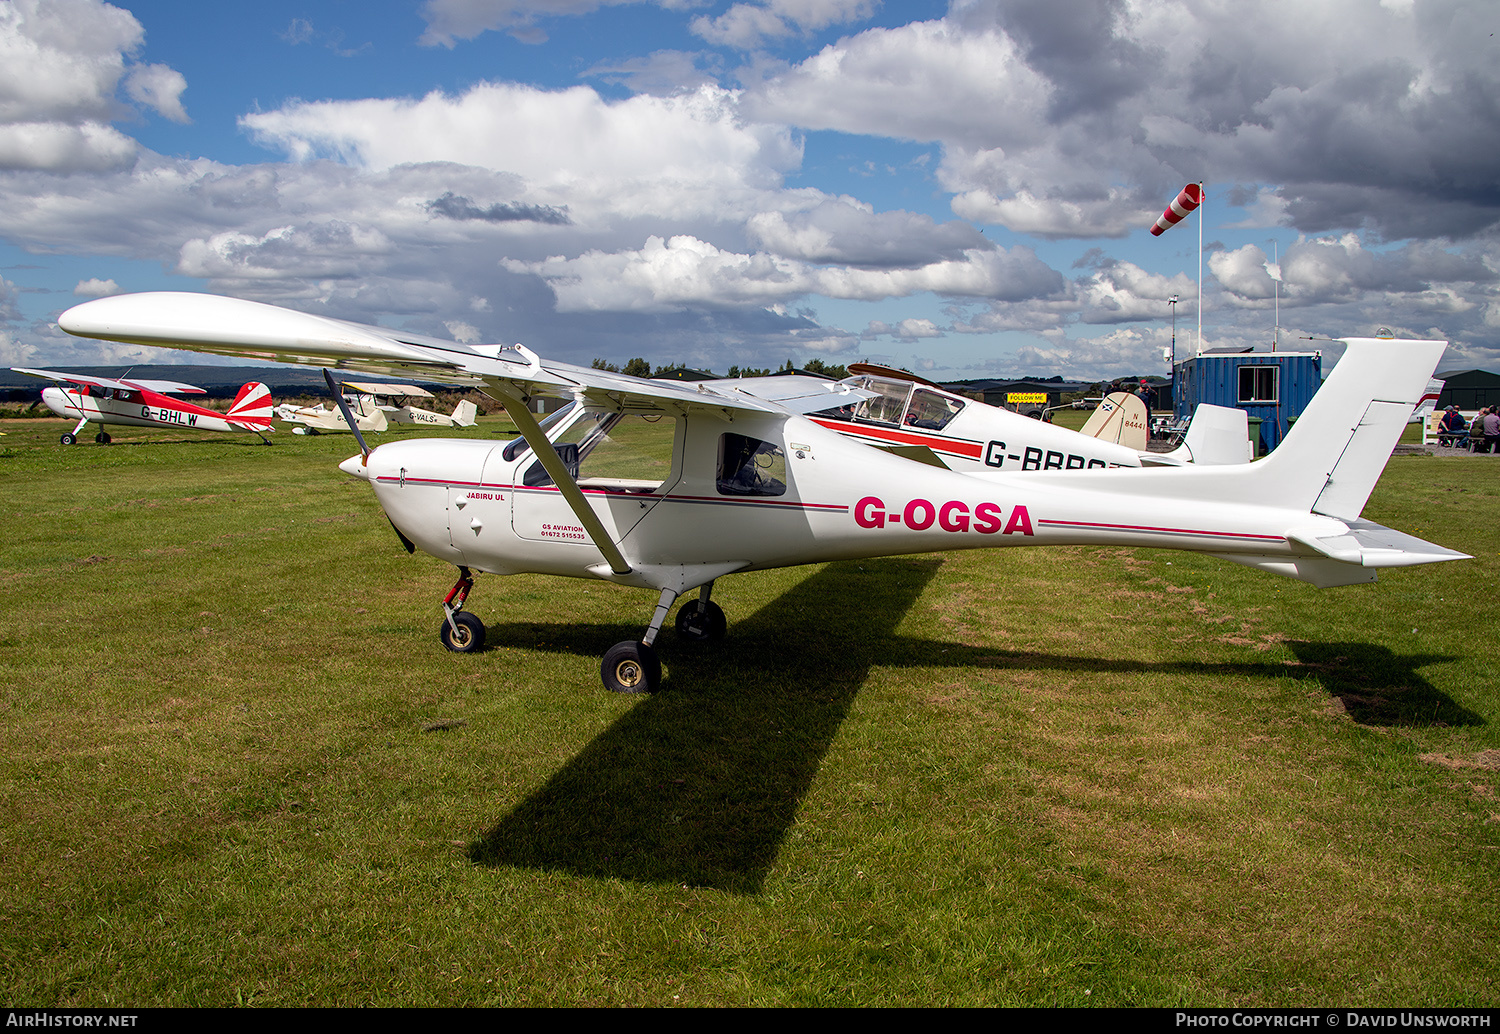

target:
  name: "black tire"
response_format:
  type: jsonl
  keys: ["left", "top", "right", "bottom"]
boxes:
{"left": 601, "top": 641, "right": 660, "bottom": 694}
{"left": 1026, "top": 410, "right": 1043, "bottom": 420}
{"left": 60, "top": 433, "right": 76, "bottom": 445}
{"left": 675, "top": 600, "right": 727, "bottom": 643}
{"left": 439, "top": 611, "right": 486, "bottom": 653}
{"left": 95, "top": 432, "right": 111, "bottom": 444}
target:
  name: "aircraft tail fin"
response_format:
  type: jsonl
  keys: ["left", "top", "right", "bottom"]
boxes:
{"left": 1079, "top": 392, "right": 1148, "bottom": 451}
{"left": 1161, "top": 404, "right": 1252, "bottom": 466}
{"left": 452, "top": 399, "right": 478, "bottom": 427}
{"left": 227, "top": 382, "right": 273, "bottom": 427}
{"left": 1084, "top": 338, "right": 1468, "bottom": 582}
{"left": 1252, "top": 339, "right": 1442, "bottom": 521}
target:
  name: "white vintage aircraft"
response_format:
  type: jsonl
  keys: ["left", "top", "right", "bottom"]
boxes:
{"left": 276, "top": 392, "right": 388, "bottom": 436}
{"left": 787, "top": 363, "right": 1251, "bottom": 471}
{"left": 341, "top": 381, "right": 480, "bottom": 428}
{"left": 58, "top": 292, "right": 1467, "bottom": 693}
{"left": 13, "top": 366, "right": 273, "bottom": 444}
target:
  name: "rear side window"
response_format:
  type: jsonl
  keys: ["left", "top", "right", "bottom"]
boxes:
{"left": 717, "top": 433, "right": 785, "bottom": 496}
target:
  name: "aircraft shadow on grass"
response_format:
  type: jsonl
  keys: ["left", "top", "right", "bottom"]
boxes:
{"left": 468, "top": 558, "right": 1474, "bottom": 892}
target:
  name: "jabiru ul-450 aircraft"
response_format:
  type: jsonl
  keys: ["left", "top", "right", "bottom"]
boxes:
{"left": 13, "top": 366, "right": 274, "bottom": 444}
{"left": 58, "top": 292, "right": 1468, "bottom": 694}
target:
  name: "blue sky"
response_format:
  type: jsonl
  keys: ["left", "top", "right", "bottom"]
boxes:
{"left": 2, "top": 0, "right": 1498, "bottom": 380}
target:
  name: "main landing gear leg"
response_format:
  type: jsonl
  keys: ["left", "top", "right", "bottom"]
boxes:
{"left": 437, "top": 566, "right": 485, "bottom": 653}
{"left": 601, "top": 587, "right": 675, "bottom": 694}
{"left": 60, "top": 417, "right": 89, "bottom": 446}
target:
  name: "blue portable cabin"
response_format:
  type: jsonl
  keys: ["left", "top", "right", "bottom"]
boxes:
{"left": 1173, "top": 348, "right": 1322, "bottom": 454}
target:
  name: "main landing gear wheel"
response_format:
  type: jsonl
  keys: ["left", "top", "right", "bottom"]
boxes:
{"left": 675, "top": 600, "right": 726, "bottom": 643}
{"left": 60, "top": 433, "right": 76, "bottom": 445}
{"left": 94, "top": 431, "right": 111, "bottom": 444}
{"left": 602, "top": 641, "right": 660, "bottom": 694}
{"left": 439, "top": 611, "right": 486, "bottom": 653}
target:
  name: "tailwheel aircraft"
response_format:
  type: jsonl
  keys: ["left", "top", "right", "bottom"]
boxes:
{"left": 59, "top": 292, "right": 1468, "bottom": 694}
{"left": 340, "top": 380, "right": 480, "bottom": 428}
{"left": 13, "top": 367, "right": 274, "bottom": 444}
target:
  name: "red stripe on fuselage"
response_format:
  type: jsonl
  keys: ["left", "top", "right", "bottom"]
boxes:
{"left": 808, "top": 418, "right": 983, "bottom": 458}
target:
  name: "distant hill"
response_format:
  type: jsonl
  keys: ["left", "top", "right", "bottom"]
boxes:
{"left": 1, "top": 365, "right": 444, "bottom": 401}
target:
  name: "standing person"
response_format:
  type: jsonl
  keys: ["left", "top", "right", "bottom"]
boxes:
{"left": 1485, "top": 406, "right": 1500, "bottom": 455}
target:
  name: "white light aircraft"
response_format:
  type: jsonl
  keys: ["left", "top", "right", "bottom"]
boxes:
{"left": 786, "top": 363, "right": 1251, "bottom": 471}
{"left": 341, "top": 380, "right": 480, "bottom": 428}
{"left": 1410, "top": 377, "right": 1445, "bottom": 424}
{"left": 13, "top": 366, "right": 273, "bottom": 444}
{"left": 59, "top": 292, "right": 1468, "bottom": 694}
{"left": 276, "top": 393, "right": 388, "bottom": 436}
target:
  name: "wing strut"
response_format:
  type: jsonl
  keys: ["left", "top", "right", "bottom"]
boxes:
{"left": 492, "top": 388, "right": 633, "bottom": 576}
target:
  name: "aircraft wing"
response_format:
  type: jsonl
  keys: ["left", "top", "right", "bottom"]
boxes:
{"left": 340, "top": 380, "right": 435, "bottom": 399}
{"left": 698, "top": 375, "right": 876, "bottom": 415}
{"left": 59, "top": 292, "right": 811, "bottom": 419}
{"left": 12, "top": 365, "right": 206, "bottom": 394}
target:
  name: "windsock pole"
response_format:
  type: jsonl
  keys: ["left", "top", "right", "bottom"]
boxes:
{"left": 1149, "top": 182, "right": 1206, "bottom": 354}
{"left": 1197, "top": 182, "right": 1203, "bottom": 355}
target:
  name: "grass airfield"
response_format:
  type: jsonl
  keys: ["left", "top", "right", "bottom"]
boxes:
{"left": 0, "top": 415, "right": 1496, "bottom": 1007}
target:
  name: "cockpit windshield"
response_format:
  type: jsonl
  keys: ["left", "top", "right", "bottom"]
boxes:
{"left": 501, "top": 401, "right": 579, "bottom": 461}
{"left": 813, "top": 375, "right": 965, "bottom": 431}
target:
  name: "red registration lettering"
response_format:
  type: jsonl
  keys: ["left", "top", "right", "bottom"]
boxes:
{"left": 855, "top": 496, "right": 886, "bottom": 529}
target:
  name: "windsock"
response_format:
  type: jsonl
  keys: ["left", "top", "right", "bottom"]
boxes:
{"left": 1149, "top": 183, "right": 1203, "bottom": 236}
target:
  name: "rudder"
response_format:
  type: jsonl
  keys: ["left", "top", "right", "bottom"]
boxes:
{"left": 228, "top": 382, "right": 273, "bottom": 426}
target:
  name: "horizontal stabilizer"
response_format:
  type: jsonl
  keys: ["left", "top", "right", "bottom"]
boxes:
{"left": 1215, "top": 518, "right": 1470, "bottom": 588}
{"left": 1288, "top": 519, "right": 1472, "bottom": 569}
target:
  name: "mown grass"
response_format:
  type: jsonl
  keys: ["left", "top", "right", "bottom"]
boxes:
{"left": 0, "top": 416, "right": 1496, "bottom": 1006}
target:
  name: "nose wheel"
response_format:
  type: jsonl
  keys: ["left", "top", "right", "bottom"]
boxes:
{"left": 437, "top": 567, "right": 485, "bottom": 653}
{"left": 439, "top": 610, "right": 485, "bottom": 653}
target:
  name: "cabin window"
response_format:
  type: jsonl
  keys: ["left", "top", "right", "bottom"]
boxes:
{"left": 717, "top": 433, "right": 785, "bottom": 497}
{"left": 1238, "top": 365, "right": 1278, "bottom": 403}
{"left": 852, "top": 379, "right": 911, "bottom": 425}
{"left": 905, "top": 389, "right": 963, "bottom": 430}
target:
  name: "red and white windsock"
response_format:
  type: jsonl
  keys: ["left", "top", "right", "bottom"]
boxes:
{"left": 1149, "top": 183, "right": 1203, "bottom": 236}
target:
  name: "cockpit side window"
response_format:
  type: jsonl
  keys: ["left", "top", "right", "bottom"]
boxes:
{"left": 852, "top": 378, "right": 911, "bottom": 425}
{"left": 717, "top": 433, "right": 785, "bottom": 496}
{"left": 905, "top": 389, "right": 964, "bottom": 430}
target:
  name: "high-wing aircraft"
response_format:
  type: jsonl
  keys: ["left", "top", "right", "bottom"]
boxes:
{"left": 341, "top": 381, "right": 480, "bottom": 428}
{"left": 1410, "top": 377, "right": 1445, "bottom": 424}
{"left": 59, "top": 292, "right": 1467, "bottom": 693}
{"left": 13, "top": 366, "right": 273, "bottom": 444}
{"left": 276, "top": 388, "right": 390, "bottom": 435}
{"left": 782, "top": 363, "right": 1251, "bottom": 471}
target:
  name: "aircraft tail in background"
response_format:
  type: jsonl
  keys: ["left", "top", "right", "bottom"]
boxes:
{"left": 451, "top": 399, "right": 479, "bottom": 427}
{"left": 227, "top": 382, "right": 274, "bottom": 428}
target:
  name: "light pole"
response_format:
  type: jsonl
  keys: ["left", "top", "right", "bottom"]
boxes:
{"left": 1168, "top": 294, "right": 1180, "bottom": 416}
{"left": 1168, "top": 294, "right": 1179, "bottom": 367}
